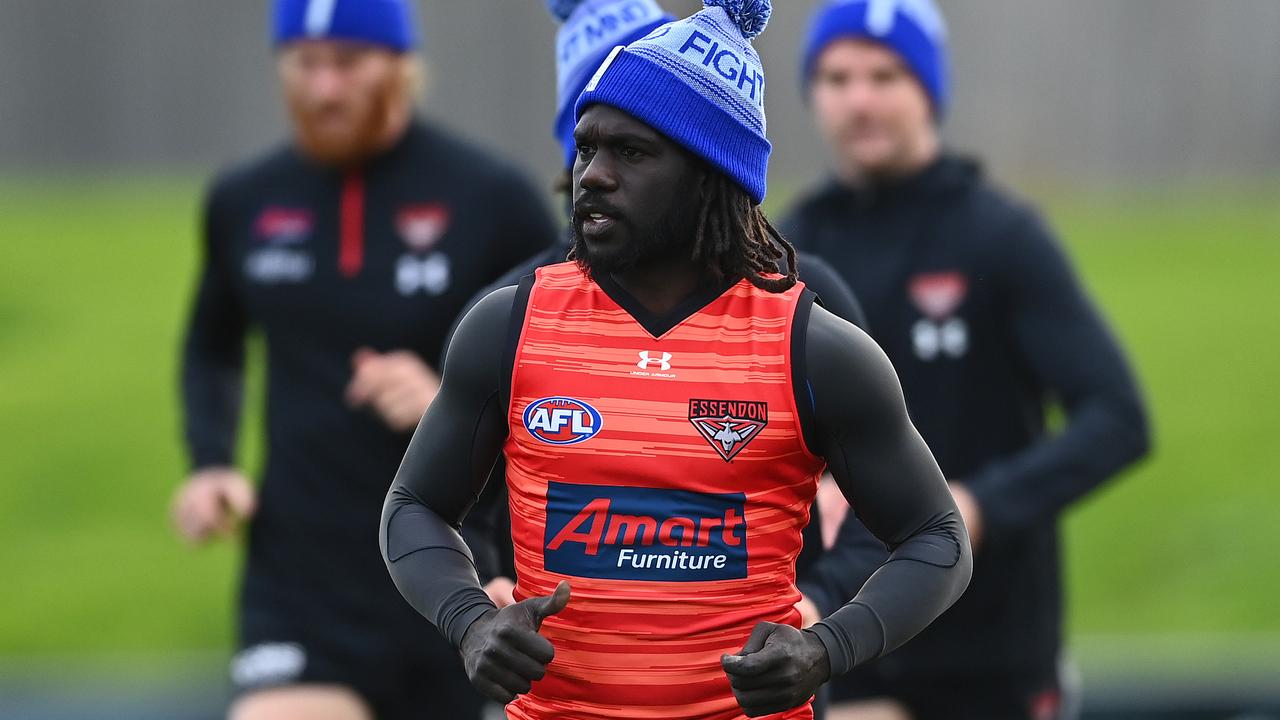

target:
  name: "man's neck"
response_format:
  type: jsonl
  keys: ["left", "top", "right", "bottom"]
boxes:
{"left": 611, "top": 256, "right": 708, "bottom": 318}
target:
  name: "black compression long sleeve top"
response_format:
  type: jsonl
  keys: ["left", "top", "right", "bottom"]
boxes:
{"left": 380, "top": 283, "right": 971, "bottom": 677}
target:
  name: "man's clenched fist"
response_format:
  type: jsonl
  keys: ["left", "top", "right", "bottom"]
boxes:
{"left": 721, "top": 621, "right": 831, "bottom": 717}
{"left": 345, "top": 347, "right": 441, "bottom": 432}
{"left": 459, "top": 580, "right": 571, "bottom": 704}
{"left": 171, "top": 467, "right": 256, "bottom": 543}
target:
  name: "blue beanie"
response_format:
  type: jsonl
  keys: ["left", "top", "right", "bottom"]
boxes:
{"left": 273, "top": 0, "right": 418, "bottom": 52}
{"left": 575, "top": 0, "right": 773, "bottom": 203}
{"left": 802, "top": 0, "right": 948, "bottom": 116}
{"left": 551, "top": 1, "right": 676, "bottom": 168}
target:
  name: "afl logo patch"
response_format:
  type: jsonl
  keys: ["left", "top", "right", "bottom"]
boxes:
{"left": 523, "top": 397, "right": 603, "bottom": 445}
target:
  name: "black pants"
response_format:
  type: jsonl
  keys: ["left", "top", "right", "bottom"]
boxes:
{"left": 233, "top": 552, "right": 485, "bottom": 720}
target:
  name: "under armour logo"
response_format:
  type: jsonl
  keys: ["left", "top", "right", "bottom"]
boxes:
{"left": 637, "top": 351, "right": 672, "bottom": 371}
{"left": 912, "top": 317, "right": 969, "bottom": 361}
{"left": 396, "top": 253, "right": 451, "bottom": 297}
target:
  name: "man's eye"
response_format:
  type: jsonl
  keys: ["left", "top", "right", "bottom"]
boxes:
{"left": 820, "top": 72, "right": 848, "bottom": 87}
{"left": 621, "top": 147, "right": 643, "bottom": 159}
{"left": 577, "top": 145, "right": 595, "bottom": 159}
{"left": 872, "top": 68, "right": 901, "bottom": 86}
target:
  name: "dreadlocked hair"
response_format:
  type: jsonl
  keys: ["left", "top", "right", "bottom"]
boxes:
{"left": 690, "top": 171, "right": 798, "bottom": 293}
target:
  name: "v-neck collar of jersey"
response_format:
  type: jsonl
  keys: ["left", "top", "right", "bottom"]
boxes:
{"left": 595, "top": 272, "right": 739, "bottom": 340}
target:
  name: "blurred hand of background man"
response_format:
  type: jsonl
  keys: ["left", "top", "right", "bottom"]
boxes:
{"left": 484, "top": 577, "right": 518, "bottom": 609}
{"left": 172, "top": 467, "right": 257, "bottom": 544}
{"left": 949, "top": 483, "right": 984, "bottom": 551}
{"left": 346, "top": 348, "right": 441, "bottom": 432}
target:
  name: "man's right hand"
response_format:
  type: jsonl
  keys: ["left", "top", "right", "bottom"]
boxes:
{"left": 459, "top": 580, "right": 570, "bottom": 704}
{"left": 171, "top": 467, "right": 256, "bottom": 544}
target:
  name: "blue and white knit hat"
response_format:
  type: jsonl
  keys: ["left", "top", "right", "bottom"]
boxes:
{"left": 550, "top": 0, "right": 675, "bottom": 168}
{"left": 273, "top": 0, "right": 418, "bottom": 52}
{"left": 575, "top": 0, "right": 773, "bottom": 203}
{"left": 802, "top": 0, "right": 948, "bottom": 116}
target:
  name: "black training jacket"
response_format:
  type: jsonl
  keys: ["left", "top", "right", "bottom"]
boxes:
{"left": 181, "top": 119, "right": 558, "bottom": 604}
{"left": 782, "top": 155, "right": 1150, "bottom": 677}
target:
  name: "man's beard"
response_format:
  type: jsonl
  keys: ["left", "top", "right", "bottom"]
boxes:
{"left": 289, "top": 78, "right": 398, "bottom": 167}
{"left": 571, "top": 181, "right": 701, "bottom": 279}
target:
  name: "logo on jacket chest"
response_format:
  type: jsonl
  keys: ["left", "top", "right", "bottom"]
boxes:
{"left": 246, "top": 206, "right": 315, "bottom": 284}
{"left": 543, "top": 482, "right": 748, "bottom": 581}
{"left": 396, "top": 203, "right": 450, "bottom": 253}
{"left": 395, "top": 253, "right": 451, "bottom": 296}
{"left": 254, "top": 207, "right": 313, "bottom": 245}
{"left": 395, "top": 203, "right": 452, "bottom": 296}
{"left": 908, "top": 271, "right": 970, "bottom": 361}
{"left": 689, "top": 399, "right": 768, "bottom": 462}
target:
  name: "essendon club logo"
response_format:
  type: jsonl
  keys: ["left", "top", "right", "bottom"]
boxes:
{"left": 688, "top": 399, "right": 768, "bottom": 462}
{"left": 543, "top": 481, "right": 748, "bottom": 581}
{"left": 396, "top": 203, "right": 451, "bottom": 253}
{"left": 908, "top": 271, "right": 968, "bottom": 320}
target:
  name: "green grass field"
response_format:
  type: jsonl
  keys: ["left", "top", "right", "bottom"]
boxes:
{"left": 1, "top": 176, "right": 1277, "bottom": 657}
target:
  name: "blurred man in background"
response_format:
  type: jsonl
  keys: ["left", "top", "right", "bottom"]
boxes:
{"left": 783, "top": 1, "right": 1151, "bottom": 718}
{"left": 171, "top": 0, "right": 556, "bottom": 718}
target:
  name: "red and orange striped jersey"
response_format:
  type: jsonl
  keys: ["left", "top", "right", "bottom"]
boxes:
{"left": 502, "top": 262, "right": 827, "bottom": 720}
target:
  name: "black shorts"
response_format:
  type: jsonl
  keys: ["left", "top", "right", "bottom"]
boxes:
{"left": 231, "top": 556, "right": 485, "bottom": 720}
{"left": 829, "top": 663, "right": 1061, "bottom": 720}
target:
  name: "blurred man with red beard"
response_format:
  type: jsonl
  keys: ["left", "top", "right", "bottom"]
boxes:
{"left": 171, "top": 1, "right": 556, "bottom": 718}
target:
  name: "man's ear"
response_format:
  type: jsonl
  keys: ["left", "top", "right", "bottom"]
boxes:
{"left": 401, "top": 54, "right": 428, "bottom": 104}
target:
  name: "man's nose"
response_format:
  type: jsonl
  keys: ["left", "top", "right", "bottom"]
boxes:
{"left": 579, "top": 152, "right": 619, "bottom": 193}
{"left": 305, "top": 65, "right": 346, "bottom": 103}
{"left": 845, "top": 77, "right": 877, "bottom": 111}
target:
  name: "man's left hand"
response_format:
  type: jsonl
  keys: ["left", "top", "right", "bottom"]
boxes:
{"left": 346, "top": 348, "right": 441, "bottom": 432}
{"left": 722, "top": 621, "right": 830, "bottom": 717}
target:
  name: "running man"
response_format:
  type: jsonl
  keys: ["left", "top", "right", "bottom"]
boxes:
{"left": 785, "top": 2, "right": 1150, "bottom": 717}
{"left": 463, "top": 1, "right": 872, "bottom": 637}
{"left": 380, "top": 3, "right": 971, "bottom": 718}
{"left": 172, "top": 1, "right": 556, "bottom": 718}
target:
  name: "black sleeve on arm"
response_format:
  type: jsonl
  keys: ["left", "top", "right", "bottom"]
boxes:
{"left": 796, "top": 512, "right": 887, "bottom": 618}
{"left": 965, "top": 213, "right": 1150, "bottom": 536}
{"left": 800, "top": 306, "right": 973, "bottom": 676}
{"left": 181, "top": 182, "right": 248, "bottom": 470}
{"left": 458, "top": 477, "right": 504, "bottom": 584}
{"left": 380, "top": 285, "right": 518, "bottom": 648}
